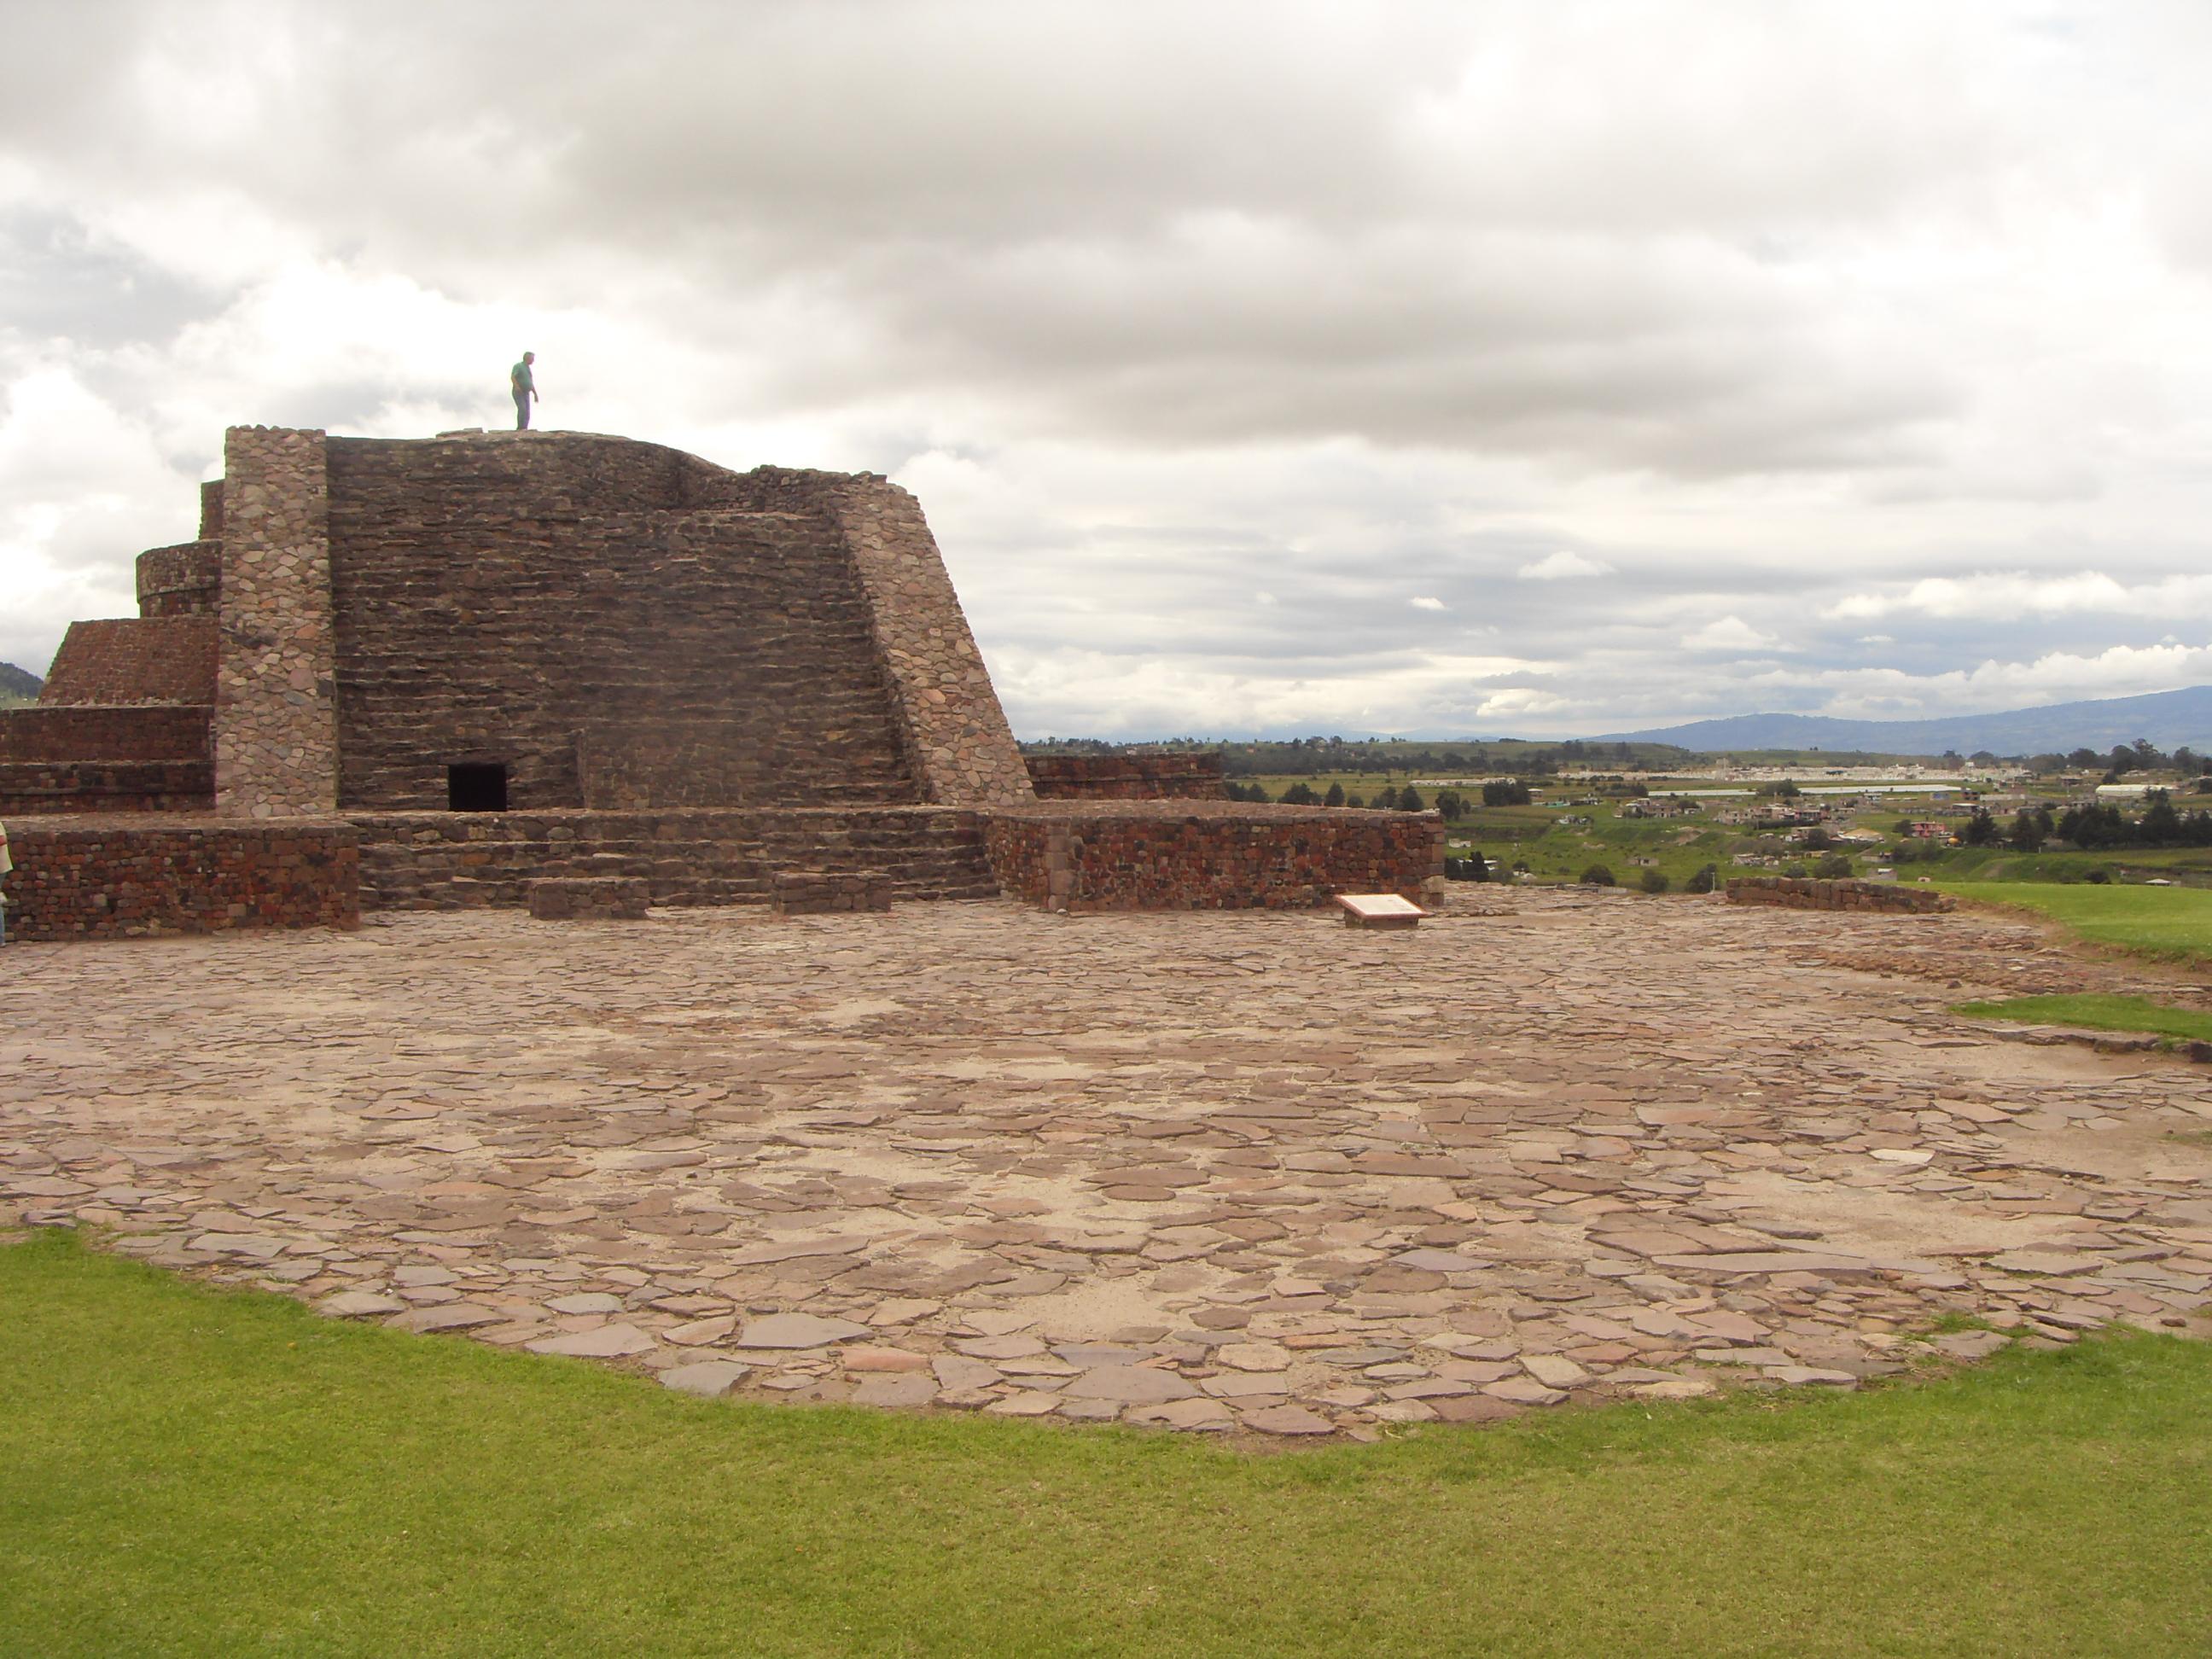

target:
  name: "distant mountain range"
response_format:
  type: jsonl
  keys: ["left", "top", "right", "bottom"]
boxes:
{"left": 1598, "top": 684, "right": 2212, "bottom": 757}
{"left": 3, "top": 644, "right": 2202, "bottom": 760}
{"left": 0, "top": 661, "right": 42, "bottom": 705}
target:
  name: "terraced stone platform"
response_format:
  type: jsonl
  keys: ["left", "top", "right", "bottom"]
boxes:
{"left": 352, "top": 806, "right": 1001, "bottom": 911}
{"left": 3, "top": 890, "right": 2208, "bottom": 1439}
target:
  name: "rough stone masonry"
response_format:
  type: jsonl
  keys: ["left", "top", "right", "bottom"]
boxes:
{"left": 0, "top": 423, "right": 1445, "bottom": 931}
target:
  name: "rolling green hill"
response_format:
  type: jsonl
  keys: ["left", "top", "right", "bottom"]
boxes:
{"left": 0, "top": 660, "right": 44, "bottom": 708}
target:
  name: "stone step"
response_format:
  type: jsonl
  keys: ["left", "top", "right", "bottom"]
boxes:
{"left": 360, "top": 833, "right": 984, "bottom": 867}
{"left": 375, "top": 869, "right": 1000, "bottom": 912}
{"left": 353, "top": 808, "right": 1001, "bottom": 913}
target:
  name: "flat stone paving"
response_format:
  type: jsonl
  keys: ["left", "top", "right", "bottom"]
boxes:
{"left": 4, "top": 890, "right": 2209, "bottom": 1439}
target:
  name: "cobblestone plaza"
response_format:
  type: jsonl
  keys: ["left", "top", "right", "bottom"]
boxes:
{"left": 6, "top": 889, "right": 2208, "bottom": 1438}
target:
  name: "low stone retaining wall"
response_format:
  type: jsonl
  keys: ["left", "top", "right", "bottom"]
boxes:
{"left": 2, "top": 800, "right": 1446, "bottom": 935}
{"left": 1024, "top": 753, "right": 1225, "bottom": 800}
{"left": 1, "top": 818, "right": 359, "bottom": 940}
{"left": 984, "top": 800, "right": 1444, "bottom": 913}
{"left": 1725, "top": 876, "right": 1953, "bottom": 914}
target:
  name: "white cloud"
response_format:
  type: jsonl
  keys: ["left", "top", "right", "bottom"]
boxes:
{"left": 1681, "top": 614, "right": 1787, "bottom": 654}
{"left": 3, "top": 3, "right": 2212, "bottom": 740}
{"left": 1473, "top": 688, "right": 1574, "bottom": 719}
{"left": 1732, "top": 639, "right": 2212, "bottom": 721}
{"left": 987, "top": 642, "right": 1561, "bottom": 738}
{"left": 0, "top": 362, "right": 180, "bottom": 667}
{"left": 1828, "top": 570, "right": 2212, "bottom": 623}
{"left": 1517, "top": 549, "right": 1615, "bottom": 581}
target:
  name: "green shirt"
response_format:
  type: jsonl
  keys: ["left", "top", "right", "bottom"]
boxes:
{"left": 511, "top": 360, "right": 534, "bottom": 395}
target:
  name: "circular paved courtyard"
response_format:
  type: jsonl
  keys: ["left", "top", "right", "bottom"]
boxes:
{"left": 3, "top": 890, "right": 2208, "bottom": 1438}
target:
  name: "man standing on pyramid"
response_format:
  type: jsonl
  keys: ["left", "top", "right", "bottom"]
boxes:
{"left": 510, "top": 351, "right": 537, "bottom": 429}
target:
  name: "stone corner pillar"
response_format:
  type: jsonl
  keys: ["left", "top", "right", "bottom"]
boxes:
{"left": 826, "top": 474, "right": 1035, "bottom": 807}
{"left": 212, "top": 425, "right": 339, "bottom": 818}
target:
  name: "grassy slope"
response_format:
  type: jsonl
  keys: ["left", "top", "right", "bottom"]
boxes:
{"left": 3, "top": 1231, "right": 2210, "bottom": 1657}
{"left": 1941, "top": 881, "right": 2212, "bottom": 965}
{"left": 1954, "top": 992, "right": 2212, "bottom": 1043}
{"left": 1923, "top": 845, "right": 2212, "bottom": 884}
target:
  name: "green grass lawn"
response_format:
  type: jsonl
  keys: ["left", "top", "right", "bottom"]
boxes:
{"left": 5, "top": 1231, "right": 2212, "bottom": 1656}
{"left": 1953, "top": 992, "right": 2212, "bottom": 1044}
{"left": 1941, "top": 880, "right": 2212, "bottom": 965}
{"left": 1912, "top": 844, "right": 2212, "bottom": 886}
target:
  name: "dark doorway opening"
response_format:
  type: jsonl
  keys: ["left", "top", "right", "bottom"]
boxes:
{"left": 447, "top": 762, "right": 509, "bottom": 812}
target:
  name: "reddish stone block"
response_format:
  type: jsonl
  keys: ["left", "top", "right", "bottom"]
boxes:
{"left": 527, "top": 876, "right": 649, "bottom": 920}
{"left": 772, "top": 868, "right": 893, "bottom": 915}
{"left": 983, "top": 802, "right": 1444, "bottom": 914}
{"left": 2, "top": 819, "right": 359, "bottom": 940}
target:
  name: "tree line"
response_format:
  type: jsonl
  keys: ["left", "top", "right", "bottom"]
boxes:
{"left": 2019, "top": 741, "right": 2208, "bottom": 777}
{"left": 1225, "top": 780, "right": 1456, "bottom": 813}
{"left": 1221, "top": 777, "right": 1564, "bottom": 815}
{"left": 1924, "top": 792, "right": 2212, "bottom": 853}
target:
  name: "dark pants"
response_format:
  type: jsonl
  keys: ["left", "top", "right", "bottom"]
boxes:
{"left": 515, "top": 393, "right": 531, "bottom": 430}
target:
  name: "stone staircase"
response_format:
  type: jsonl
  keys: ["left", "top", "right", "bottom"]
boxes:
{"left": 351, "top": 806, "right": 1001, "bottom": 911}
{"left": 329, "top": 487, "right": 927, "bottom": 810}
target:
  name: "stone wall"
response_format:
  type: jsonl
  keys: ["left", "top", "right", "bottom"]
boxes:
{"left": 38, "top": 618, "right": 217, "bottom": 705}
{"left": 351, "top": 805, "right": 999, "bottom": 911}
{"left": 984, "top": 800, "right": 1445, "bottom": 912}
{"left": 573, "top": 714, "right": 911, "bottom": 808}
{"left": 1725, "top": 876, "right": 1954, "bottom": 914}
{"left": 213, "top": 427, "right": 340, "bottom": 818}
{"left": 0, "top": 705, "right": 211, "bottom": 764}
{"left": 0, "top": 760, "right": 212, "bottom": 815}
{"left": 771, "top": 868, "right": 894, "bottom": 915}
{"left": 136, "top": 541, "right": 223, "bottom": 618}
{"left": 323, "top": 435, "right": 919, "bottom": 811}
{"left": 527, "top": 876, "right": 649, "bottom": 921}
{"left": 0, "top": 818, "right": 358, "bottom": 940}
{"left": 1025, "top": 752, "right": 1225, "bottom": 800}
{"left": 685, "top": 463, "right": 1034, "bottom": 807}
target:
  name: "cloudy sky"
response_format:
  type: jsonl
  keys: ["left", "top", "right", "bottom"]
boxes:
{"left": 4, "top": 1, "right": 2211, "bottom": 738}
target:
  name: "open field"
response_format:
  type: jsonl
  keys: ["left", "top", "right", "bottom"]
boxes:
{"left": 1954, "top": 992, "right": 2212, "bottom": 1045}
{"left": 1917, "top": 845, "right": 2212, "bottom": 886}
{"left": 1238, "top": 771, "right": 2212, "bottom": 895}
{"left": 1445, "top": 810, "right": 1728, "bottom": 889}
{"left": 6, "top": 1227, "right": 2211, "bottom": 1658}
{"left": 1941, "top": 882, "right": 2212, "bottom": 966}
